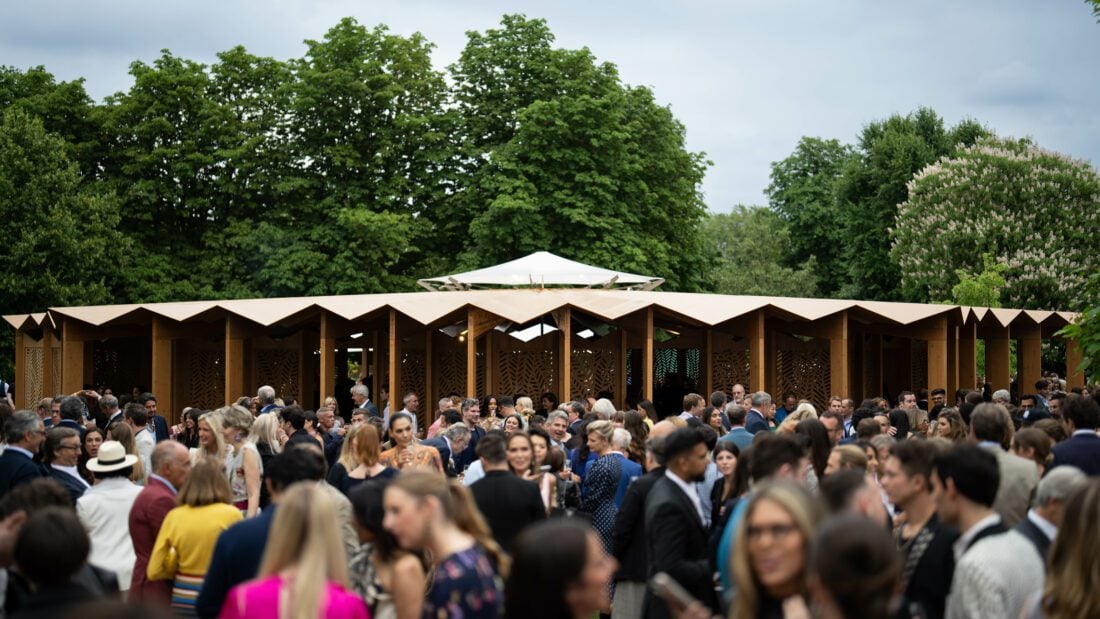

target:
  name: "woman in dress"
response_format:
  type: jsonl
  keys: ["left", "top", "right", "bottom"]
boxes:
{"left": 349, "top": 479, "right": 428, "bottom": 619}
{"left": 248, "top": 411, "right": 281, "bottom": 509}
{"left": 220, "top": 405, "right": 262, "bottom": 517}
{"left": 383, "top": 470, "right": 507, "bottom": 619}
{"left": 710, "top": 441, "right": 744, "bottom": 529}
{"left": 579, "top": 420, "right": 621, "bottom": 553}
{"left": 379, "top": 413, "right": 443, "bottom": 473}
{"left": 148, "top": 460, "right": 243, "bottom": 615}
{"left": 175, "top": 408, "right": 201, "bottom": 449}
{"left": 220, "top": 484, "right": 368, "bottom": 619}
{"left": 327, "top": 424, "right": 361, "bottom": 492}
{"left": 528, "top": 427, "right": 558, "bottom": 513}
{"left": 344, "top": 424, "right": 397, "bottom": 495}
{"left": 193, "top": 409, "right": 228, "bottom": 465}
{"left": 480, "top": 395, "right": 500, "bottom": 431}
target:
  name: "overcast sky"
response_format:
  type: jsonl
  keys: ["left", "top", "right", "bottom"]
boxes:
{"left": 4, "top": 1, "right": 1098, "bottom": 212}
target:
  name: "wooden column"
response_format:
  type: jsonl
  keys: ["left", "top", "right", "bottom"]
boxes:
{"left": 945, "top": 323, "right": 959, "bottom": 407}
{"left": 643, "top": 308, "right": 655, "bottom": 401}
{"left": 556, "top": 308, "right": 572, "bottom": 401}
{"left": 225, "top": 316, "right": 247, "bottom": 405}
{"left": 703, "top": 329, "right": 714, "bottom": 397}
{"left": 747, "top": 309, "right": 766, "bottom": 393}
{"left": 864, "top": 333, "right": 883, "bottom": 398}
{"left": 389, "top": 309, "right": 401, "bottom": 408}
{"left": 299, "top": 329, "right": 317, "bottom": 409}
{"left": 897, "top": 337, "right": 913, "bottom": 393}
{"left": 319, "top": 312, "right": 336, "bottom": 405}
{"left": 983, "top": 324, "right": 1012, "bottom": 392}
{"left": 151, "top": 318, "right": 175, "bottom": 422}
{"left": 60, "top": 319, "right": 85, "bottom": 395}
{"left": 424, "top": 330, "right": 433, "bottom": 432}
{"left": 371, "top": 332, "right": 381, "bottom": 404}
{"left": 1065, "top": 339, "right": 1085, "bottom": 389}
{"left": 485, "top": 330, "right": 496, "bottom": 397}
{"left": 618, "top": 328, "right": 628, "bottom": 408}
{"left": 921, "top": 315, "right": 949, "bottom": 401}
{"left": 41, "top": 325, "right": 55, "bottom": 398}
{"left": 827, "top": 311, "right": 849, "bottom": 399}
{"left": 1016, "top": 321, "right": 1042, "bottom": 391}
{"left": 465, "top": 309, "right": 504, "bottom": 399}
{"left": 14, "top": 330, "right": 27, "bottom": 409}
{"left": 958, "top": 321, "right": 977, "bottom": 392}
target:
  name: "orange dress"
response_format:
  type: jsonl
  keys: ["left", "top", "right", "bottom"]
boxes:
{"left": 379, "top": 443, "right": 443, "bottom": 473}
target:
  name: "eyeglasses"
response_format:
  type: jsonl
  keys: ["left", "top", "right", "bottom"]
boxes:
{"left": 746, "top": 523, "right": 798, "bottom": 542}
{"left": 58, "top": 444, "right": 82, "bottom": 451}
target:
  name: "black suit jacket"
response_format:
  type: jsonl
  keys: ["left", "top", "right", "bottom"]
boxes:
{"left": 470, "top": 470, "right": 545, "bottom": 554}
{"left": 1014, "top": 516, "right": 1052, "bottom": 564}
{"left": 612, "top": 467, "right": 664, "bottom": 582}
{"left": 151, "top": 414, "right": 170, "bottom": 442}
{"left": 899, "top": 513, "right": 958, "bottom": 619}
{"left": 643, "top": 475, "right": 716, "bottom": 619}
{"left": 453, "top": 425, "right": 484, "bottom": 472}
{"left": 421, "top": 438, "right": 454, "bottom": 477}
{"left": 0, "top": 449, "right": 47, "bottom": 497}
{"left": 48, "top": 467, "right": 88, "bottom": 505}
{"left": 1050, "top": 433, "right": 1100, "bottom": 476}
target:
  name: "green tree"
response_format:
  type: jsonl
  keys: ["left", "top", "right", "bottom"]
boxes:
{"left": 836, "top": 108, "right": 987, "bottom": 300}
{"left": 703, "top": 206, "right": 817, "bottom": 296}
{"left": 0, "top": 109, "right": 128, "bottom": 378}
{"left": 766, "top": 137, "right": 854, "bottom": 296}
{"left": 1057, "top": 271, "right": 1100, "bottom": 384}
{"left": 893, "top": 136, "right": 1100, "bottom": 311}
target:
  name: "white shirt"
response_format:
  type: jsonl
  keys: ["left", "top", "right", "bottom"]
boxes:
{"left": 665, "top": 469, "right": 706, "bottom": 524}
{"left": 76, "top": 476, "right": 143, "bottom": 590}
{"left": 954, "top": 513, "right": 1003, "bottom": 562}
{"left": 1025, "top": 509, "right": 1057, "bottom": 541}
{"left": 135, "top": 426, "right": 156, "bottom": 479}
{"left": 51, "top": 464, "right": 90, "bottom": 488}
{"left": 462, "top": 459, "right": 486, "bottom": 486}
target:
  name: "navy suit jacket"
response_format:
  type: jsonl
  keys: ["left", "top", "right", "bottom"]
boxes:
{"left": 452, "top": 426, "right": 484, "bottom": 473}
{"left": 612, "top": 454, "right": 643, "bottom": 508}
{"left": 421, "top": 437, "right": 454, "bottom": 477}
{"left": 1050, "top": 432, "right": 1100, "bottom": 476}
{"left": 56, "top": 419, "right": 87, "bottom": 439}
{"left": 0, "top": 449, "right": 46, "bottom": 498}
{"left": 151, "top": 414, "right": 169, "bottom": 442}
{"left": 196, "top": 505, "right": 277, "bottom": 618}
{"left": 745, "top": 410, "right": 769, "bottom": 434}
{"left": 48, "top": 467, "right": 87, "bottom": 505}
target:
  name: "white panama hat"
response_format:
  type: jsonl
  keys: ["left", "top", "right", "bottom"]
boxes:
{"left": 86, "top": 440, "right": 138, "bottom": 473}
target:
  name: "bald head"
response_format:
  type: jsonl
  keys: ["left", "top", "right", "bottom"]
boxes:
{"left": 150, "top": 440, "right": 190, "bottom": 488}
{"left": 650, "top": 419, "right": 679, "bottom": 440}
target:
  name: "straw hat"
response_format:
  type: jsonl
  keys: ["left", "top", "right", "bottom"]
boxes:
{"left": 86, "top": 440, "right": 138, "bottom": 473}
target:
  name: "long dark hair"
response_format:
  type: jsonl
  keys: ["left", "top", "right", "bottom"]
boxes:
{"left": 349, "top": 478, "right": 421, "bottom": 565}
{"left": 505, "top": 519, "right": 592, "bottom": 619}
{"left": 714, "top": 441, "right": 746, "bottom": 503}
{"left": 795, "top": 418, "right": 831, "bottom": 480}
{"left": 638, "top": 399, "right": 659, "bottom": 424}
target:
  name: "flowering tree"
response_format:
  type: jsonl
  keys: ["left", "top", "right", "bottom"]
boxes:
{"left": 892, "top": 136, "right": 1100, "bottom": 311}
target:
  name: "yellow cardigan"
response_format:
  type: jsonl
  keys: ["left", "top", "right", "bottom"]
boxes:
{"left": 148, "top": 503, "right": 243, "bottom": 580}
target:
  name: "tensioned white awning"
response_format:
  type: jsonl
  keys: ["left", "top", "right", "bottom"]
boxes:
{"left": 417, "top": 251, "right": 664, "bottom": 291}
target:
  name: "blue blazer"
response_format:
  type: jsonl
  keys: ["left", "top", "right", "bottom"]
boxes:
{"left": 49, "top": 467, "right": 88, "bottom": 505}
{"left": 1050, "top": 433, "right": 1100, "bottom": 476}
{"left": 421, "top": 437, "right": 454, "bottom": 477}
{"left": 745, "top": 410, "right": 769, "bottom": 434}
{"left": 720, "top": 427, "right": 754, "bottom": 451}
{"left": 0, "top": 450, "right": 47, "bottom": 497}
{"left": 612, "top": 454, "right": 643, "bottom": 508}
{"left": 196, "top": 506, "right": 278, "bottom": 618}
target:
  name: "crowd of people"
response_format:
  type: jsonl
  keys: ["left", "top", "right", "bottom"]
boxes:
{"left": 0, "top": 375, "right": 1097, "bottom": 619}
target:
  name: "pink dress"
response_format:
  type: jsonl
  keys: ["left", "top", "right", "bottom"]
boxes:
{"left": 219, "top": 575, "right": 370, "bottom": 619}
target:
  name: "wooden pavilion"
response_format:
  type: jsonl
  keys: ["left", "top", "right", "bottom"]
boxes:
{"left": 5, "top": 253, "right": 1083, "bottom": 429}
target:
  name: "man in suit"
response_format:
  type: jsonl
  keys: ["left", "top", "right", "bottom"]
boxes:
{"left": 469, "top": 433, "right": 545, "bottom": 553}
{"left": 934, "top": 444, "right": 1043, "bottom": 619}
{"left": 421, "top": 423, "right": 471, "bottom": 478}
{"left": 643, "top": 426, "right": 716, "bottom": 619}
{"left": 350, "top": 383, "right": 380, "bottom": 419}
{"left": 452, "top": 398, "right": 486, "bottom": 473}
{"left": 140, "top": 393, "right": 170, "bottom": 442}
{"left": 45, "top": 427, "right": 89, "bottom": 505}
{"left": 256, "top": 385, "right": 281, "bottom": 415}
{"left": 196, "top": 447, "right": 326, "bottom": 618}
{"left": 99, "top": 394, "right": 123, "bottom": 431}
{"left": 279, "top": 406, "right": 317, "bottom": 448}
{"left": 744, "top": 391, "right": 772, "bottom": 435}
{"left": 970, "top": 404, "right": 1039, "bottom": 527}
{"left": 55, "top": 396, "right": 87, "bottom": 439}
{"left": 546, "top": 410, "right": 571, "bottom": 451}
{"left": 610, "top": 428, "right": 643, "bottom": 508}
{"left": 1050, "top": 394, "right": 1100, "bottom": 475}
{"left": 1014, "top": 466, "right": 1086, "bottom": 565}
{"left": 129, "top": 441, "right": 191, "bottom": 602}
{"left": 719, "top": 404, "right": 754, "bottom": 451}
{"left": 0, "top": 410, "right": 47, "bottom": 497}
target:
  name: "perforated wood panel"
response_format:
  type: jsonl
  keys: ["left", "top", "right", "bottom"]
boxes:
{"left": 433, "top": 336, "right": 467, "bottom": 399}
{"left": 50, "top": 345, "right": 61, "bottom": 396}
{"left": 91, "top": 337, "right": 151, "bottom": 394}
{"left": 571, "top": 347, "right": 617, "bottom": 400}
{"left": 400, "top": 350, "right": 427, "bottom": 428}
{"left": 255, "top": 348, "right": 299, "bottom": 403}
{"left": 24, "top": 347, "right": 44, "bottom": 405}
{"left": 495, "top": 334, "right": 557, "bottom": 400}
{"left": 712, "top": 348, "right": 750, "bottom": 397}
{"left": 775, "top": 334, "right": 831, "bottom": 412}
{"left": 176, "top": 341, "right": 225, "bottom": 410}
{"left": 910, "top": 341, "right": 928, "bottom": 392}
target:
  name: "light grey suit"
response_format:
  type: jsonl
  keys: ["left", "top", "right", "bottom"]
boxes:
{"left": 981, "top": 444, "right": 1039, "bottom": 528}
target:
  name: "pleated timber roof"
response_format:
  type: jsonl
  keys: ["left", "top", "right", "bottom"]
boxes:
{"left": 3, "top": 289, "right": 1079, "bottom": 332}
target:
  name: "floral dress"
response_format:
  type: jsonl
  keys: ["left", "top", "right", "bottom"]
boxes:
{"left": 379, "top": 444, "right": 442, "bottom": 473}
{"left": 423, "top": 545, "right": 502, "bottom": 619}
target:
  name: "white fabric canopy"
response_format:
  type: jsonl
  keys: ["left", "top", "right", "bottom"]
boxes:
{"left": 417, "top": 251, "right": 664, "bottom": 291}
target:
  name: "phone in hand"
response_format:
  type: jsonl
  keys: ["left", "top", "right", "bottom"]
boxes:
{"left": 651, "top": 572, "right": 698, "bottom": 613}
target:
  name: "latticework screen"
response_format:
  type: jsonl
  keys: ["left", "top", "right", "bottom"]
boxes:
{"left": 571, "top": 345, "right": 618, "bottom": 400}
{"left": 495, "top": 334, "right": 557, "bottom": 400}
{"left": 255, "top": 348, "right": 299, "bottom": 404}
{"left": 910, "top": 341, "right": 929, "bottom": 392}
{"left": 176, "top": 340, "right": 225, "bottom": 411}
{"left": 775, "top": 334, "right": 831, "bottom": 412}
{"left": 433, "top": 337, "right": 467, "bottom": 399}
{"left": 712, "top": 348, "right": 750, "bottom": 397}
{"left": 23, "top": 346, "right": 44, "bottom": 405}
{"left": 92, "top": 337, "right": 150, "bottom": 395}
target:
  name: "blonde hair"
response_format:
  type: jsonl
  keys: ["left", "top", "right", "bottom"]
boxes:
{"left": 786, "top": 402, "right": 818, "bottom": 423}
{"left": 391, "top": 470, "right": 510, "bottom": 577}
{"left": 515, "top": 396, "right": 534, "bottom": 415}
{"left": 108, "top": 423, "right": 145, "bottom": 482}
{"left": 355, "top": 424, "right": 382, "bottom": 467}
{"left": 197, "top": 410, "right": 227, "bottom": 463}
{"left": 586, "top": 420, "right": 614, "bottom": 443}
{"left": 731, "top": 482, "right": 823, "bottom": 619}
{"left": 1041, "top": 480, "right": 1100, "bottom": 619}
{"left": 258, "top": 483, "right": 349, "bottom": 619}
{"left": 178, "top": 460, "right": 232, "bottom": 506}
{"left": 248, "top": 412, "right": 282, "bottom": 454}
{"left": 337, "top": 424, "right": 361, "bottom": 471}
{"left": 831, "top": 445, "right": 868, "bottom": 471}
